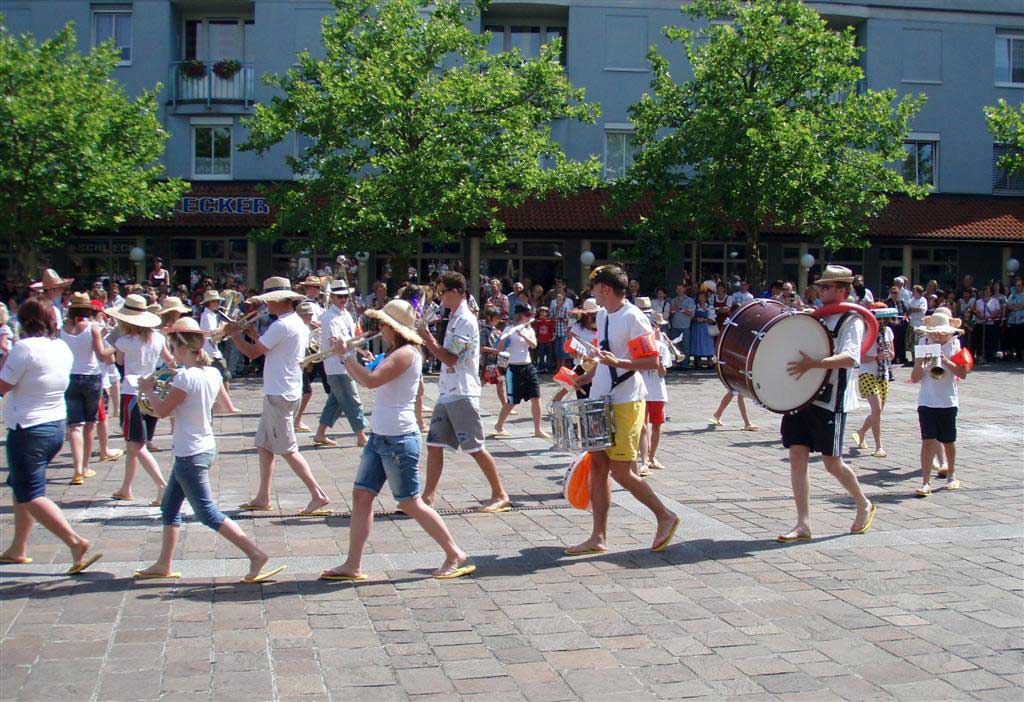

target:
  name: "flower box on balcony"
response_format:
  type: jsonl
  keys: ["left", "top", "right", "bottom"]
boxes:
{"left": 180, "top": 60, "right": 206, "bottom": 79}
{"left": 213, "top": 59, "right": 242, "bottom": 80}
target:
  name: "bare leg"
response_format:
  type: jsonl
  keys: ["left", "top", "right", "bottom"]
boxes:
{"left": 469, "top": 449, "right": 509, "bottom": 509}
{"left": 249, "top": 447, "right": 276, "bottom": 508}
{"left": 217, "top": 519, "right": 269, "bottom": 579}
{"left": 736, "top": 396, "right": 756, "bottom": 428}
{"left": 415, "top": 379, "right": 427, "bottom": 432}
{"left": 866, "top": 396, "right": 882, "bottom": 449}
{"left": 423, "top": 445, "right": 445, "bottom": 505}
{"left": 0, "top": 503, "right": 35, "bottom": 561}
{"left": 713, "top": 392, "right": 732, "bottom": 420}
{"left": 607, "top": 459, "right": 678, "bottom": 548}
{"left": 649, "top": 424, "right": 662, "bottom": 463}
{"left": 282, "top": 450, "right": 329, "bottom": 512}
{"left": 638, "top": 424, "right": 650, "bottom": 469}
{"left": 68, "top": 425, "right": 85, "bottom": 476}
{"left": 295, "top": 391, "right": 313, "bottom": 429}
{"left": 96, "top": 418, "right": 110, "bottom": 458}
{"left": 943, "top": 442, "right": 956, "bottom": 480}
{"left": 493, "top": 402, "right": 514, "bottom": 433}
{"left": 530, "top": 397, "right": 548, "bottom": 436}
{"left": 135, "top": 525, "right": 179, "bottom": 576}
{"left": 920, "top": 439, "right": 936, "bottom": 487}
{"left": 821, "top": 456, "right": 872, "bottom": 532}
{"left": 117, "top": 442, "right": 143, "bottom": 497}
{"left": 6, "top": 498, "right": 91, "bottom": 567}
{"left": 399, "top": 496, "right": 465, "bottom": 565}
{"left": 136, "top": 446, "right": 166, "bottom": 494}
{"left": 81, "top": 423, "right": 94, "bottom": 476}
{"left": 567, "top": 451, "right": 612, "bottom": 553}
{"left": 321, "top": 488, "right": 375, "bottom": 578}
{"left": 781, "top": 445, "right": 812, "bottom": 539}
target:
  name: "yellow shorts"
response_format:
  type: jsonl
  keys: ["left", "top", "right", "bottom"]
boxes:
{"left": 858, "top": 373, "right": 889, "bottom": 404}
{"left": 597, "top": 400, "right": 645, "bottom": 462}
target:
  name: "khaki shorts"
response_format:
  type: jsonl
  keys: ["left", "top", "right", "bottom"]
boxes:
{"left": 595, "top": 400, "right": 645, "bottom": 462}
{"left": 254, "top": 395, "right": 299, "bottom": 455}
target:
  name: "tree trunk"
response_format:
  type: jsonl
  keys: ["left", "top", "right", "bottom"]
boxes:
{"left": 746, "top": 225, "right": 765, "bottom": 292}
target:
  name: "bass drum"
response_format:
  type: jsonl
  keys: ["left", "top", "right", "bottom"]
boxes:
{"left": 716, "top": 299, "right": 833, "bottom": 414}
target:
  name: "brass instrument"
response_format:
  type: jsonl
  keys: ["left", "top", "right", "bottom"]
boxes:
{"left": 926, "top": 355, "right": 946, "bottom": 379}
{"left": 301, "top": 331, "right": 381, "bottom": 369}
{"left": 137, "top": 367, "right": 178, "bottom": 417}
{"left": 212, "top": 309, "right": 259, "bottom": 343}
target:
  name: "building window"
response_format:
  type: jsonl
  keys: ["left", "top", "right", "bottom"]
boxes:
{"left": 902, "top": 141, "right": 937, "bottom": 187}
{"left": 995, "top": 32, "right": 1024, "bottom": 86}
{"left": 484, "top": 24, "right": 567, "bottom": 65}
{"left": 93, "top": 10, "right": 132, "bottom": 64}
{"left": 192, "top": 125, "right": 232, "bottom": 179}
{"left": 993, "top": 144, "right": 1024, "bottom": 194}
{"left": 604, "top": 131, "right": 636, "bottom": 180}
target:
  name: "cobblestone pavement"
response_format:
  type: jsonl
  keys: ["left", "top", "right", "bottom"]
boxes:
{"left": 1, "top": 363, "right": 1022, "bottom": 701}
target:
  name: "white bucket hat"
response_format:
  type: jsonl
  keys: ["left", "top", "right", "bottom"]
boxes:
{"left": 106, "top": 294, "right": 162, "bottom": 328}
{"left": 570, "top": 298, "right": 600, "bottom": 315}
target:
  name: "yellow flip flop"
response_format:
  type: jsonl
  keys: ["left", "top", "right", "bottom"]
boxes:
{"left": 476, "top": 503, "right": 512, "bottom": 514}
{"left": 319, "top": 571, "right": 369, "bottom": 582}
{"left": 241, "top": 565, "right": 286, "bottom": 583}
{"left": 433, "top": 564, "right": 476, "bottom": 580}
{"left": 66, "top": 553, "right": 103, "bottom": 575}
{"left": 133, "top": 571, "right": 182, "bottom": 580}
{"left": 0, "top": 556, "right": 32, "bottom": 565}
{"left": 850, "top": 503, "right": 877, "bottom": 535}
{"left": 70, "top": 475, "right": 85, "bottom": 486}
{"left": 111, "top": 493, "right": 133, "bottom": 501}
{"left": 652, "top": 517, "right": 681, "bottom": 552}
{"left": 297, "top": 508, "right": 333, "bottom": 517}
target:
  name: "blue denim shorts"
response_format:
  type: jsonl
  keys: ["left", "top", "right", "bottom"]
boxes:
{"left": 6, "top": 420, "right": 65, "bottom": 503}
{"left": 162, "top": 451, "right": 226, "bottom": 530}
{"left": 66, "top": 374, "right": 102, "bottom": 425}
{"left": 354, "top": 433, "right": 422, "bottom": 501}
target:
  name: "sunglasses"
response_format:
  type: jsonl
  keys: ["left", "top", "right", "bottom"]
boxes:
{"left": 816, "top": 283, "right": 836, "bottom": 290}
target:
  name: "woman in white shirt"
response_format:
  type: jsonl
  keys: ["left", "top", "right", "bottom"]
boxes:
{"left": 61, "top": 293, "right": 117, "bottom": 485}
{"left": 320, "top": 300, "right": 475, "bottom": 581}
{"left": 133, "top": 319, "right": 284, "bottom": 583}
{"left": 492, "top": 305, "right": 548, "bottom": 438}
{"left": 107, "top": 294, "right": 174, "bottom": 505}
{"left": 0, "top": 299, "right": 103, "bottom": 574}
{"left": 851, "top": 304, "right": 896, "bottom": 457}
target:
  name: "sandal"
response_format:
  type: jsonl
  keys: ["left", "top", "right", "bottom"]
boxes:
{"left": 707, "top": 416, "right": 723, "bottom": 427}
{"left": 872, "top": 448, "right": 887, "bottom": 458}
{"left": 851, "top": 432, "right": 867, "bottom": 449}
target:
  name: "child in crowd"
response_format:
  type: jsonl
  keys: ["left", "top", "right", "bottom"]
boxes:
{"left": 638, "top": 312, "right": 672, "bottom": 475}
{"left": 534, "top": 306, "right": 555, "bottom": 373}
{"left": 479, "top": 306, "right": 511, "bottom": 412}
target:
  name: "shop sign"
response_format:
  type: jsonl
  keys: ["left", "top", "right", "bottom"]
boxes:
{"left": 175, "top": 196, "right": 270, "bottom": 215}
{"left": 111, "top": 240, "right": 132, "bottom": 254}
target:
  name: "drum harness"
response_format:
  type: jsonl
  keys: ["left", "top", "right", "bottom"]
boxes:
{"left": 602, "top": 314, "right": 635, "bottom": 392}
{"left": 812, "top": 311, "right": 856, "bottom": 409}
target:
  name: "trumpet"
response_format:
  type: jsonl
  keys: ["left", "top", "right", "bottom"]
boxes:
{"left": 137, "top": 367, "right": 178, "bottom": 417}
{"left": 301, "top": 331, "right": 381, "bottom": 369}
{"left": 212, "top": 309, "right": 259, "bottom": 343}
{"left": 925, "top": 355, "right": 946, "bottom": 379}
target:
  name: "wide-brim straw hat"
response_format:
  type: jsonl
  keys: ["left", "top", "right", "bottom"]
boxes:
{"left": 915, "top": 310, "right": 963, "bottom": 336}
{"left": 165, "top": 317, "right": 209, "bottom": 337}
{"left": 296, "top": 301, "right": 317, "bottom": 316}
{"left": 570, "top": 298, "right": 600, "bottom": 315}
{"left": 160, "top": 296, "right": 191, "bottom": 315}
{"left": 202, "top": 289, "right": 224, "bottom": 304}
{"left": 646, "top": 311, "right": 669, "bottom": 327}
{"left": 107, "top": 294, "right": 162, "bottom": 328}
{"left": 815, "top": 265, "right": 855, "bottom": 285}
{"left": 301, "top": 275, "right": 322, "bottom": 288}
{"left": 30, "top": 268, "right": 75, "bottom": 291}
{"left": 365, "top": 299, "right": 422, "bottom": 344}
{"left": 635, "top": 296, "right": 652, "bottom": 311}
{"left": 67, "top": 292, "right": 97, "bottom": 315}
{"left": 249, "top": 276, "right": 305, "bottom": 304}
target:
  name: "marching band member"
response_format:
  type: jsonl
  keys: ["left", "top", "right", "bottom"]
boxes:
{"left": 133, "top": 318, "right": 285, "bottom": 583}
{"left": 0, "top": 299, "right": 102, "bottom": 574}
{"left": 61, "top": 293, "right": 117, "bottom": 485}
{"left": 29, "top": 268, "right": 74, "bottom": 325}
{"left": 551, "top": 298, "right": 599, "bottom": 404}
{"left": 228, "top": 277, "right": 331, "bottom": 516}
{"left": 294, "top": 301, "right": 327, "bottom": 433}
{"left": 478, "top": 306, "right": 511, "bottom": 412}
{"left": 159, "top": 296, "right": 191, "bottom": 328}
{"left": 300, "top": 276, "right": 325, "bottom": 322}
{"left": 417, "top": 272, "right": 511, "bottom": 512}
{"left": 780, "top": 266, "right": 876, "bottom": 542}
{"left": 565, "top": 266, "right": 680, "bottom": 556}
{"left": 636, "top": 301, "right": 673, "bottom": 474}
{"left": 107, "top": 294, "right": 174, "bottom": 504}
{"left": 491, "top": 304, "right": 550, "bottom": 439}
{"left": 198, "top": 289, "right": 240, "bottom": 413}
{"left": 312, "top": 279, "right": 368, "bottom": 448}
{"left": 851, "top": 303, "right": 897, "bottom": 457}
{"left": 320, "top": 299, "right": 475, "bottom": 581}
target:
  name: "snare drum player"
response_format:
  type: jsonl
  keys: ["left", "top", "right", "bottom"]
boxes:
{"left": 228, "top": 277, "right": 331, "bottom": 516}
{"left": 780, "top": 265, "right": 876, "bottom": 542}
{"left": 492, "top": 304, "right": 550, "bottom": 439}
{"left": 312, "top": 280, "right": 368, "bottom": 448}
{"left": 417, "top": 272, "right": 511, "bottom": 513}
{"left": 565, "top": 266, "right": 680, "bottom": 556}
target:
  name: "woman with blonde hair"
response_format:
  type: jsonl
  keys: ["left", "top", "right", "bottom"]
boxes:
{"left": 107, "top": 294, "right": 174, "bottom": 504}
{"left": 133, "top": 319, "right": 283, "bottom": 582}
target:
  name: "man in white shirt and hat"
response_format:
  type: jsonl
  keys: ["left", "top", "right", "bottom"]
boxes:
{"left": 229, "top": 277, "right": 331, "bottom": 516}
{"left": 30, "top": 269, "right": 74, "bottom": 325}
{"left": 780, "top": 265, "right": 876, "bottom": 543}
{"left": 312, "top": 279, "right": 368, "bottom": 448}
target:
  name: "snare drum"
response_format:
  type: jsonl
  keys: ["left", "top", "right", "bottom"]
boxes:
{"left": 496, "top": 351, "right": 510, "bottom": 369}
{"left": 716, "top": 299, "right": 833, "bottom": 414}
{"left": 550, "top": 397, "right": 615, "bottom": 451}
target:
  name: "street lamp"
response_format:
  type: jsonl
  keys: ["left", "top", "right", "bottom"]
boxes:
{"left": 129, "top": 246, "right": 145, "bottom": 263}
{"left": 800, "top": 253, "right": 815, "bottom": 269}
{"left": 580, "top": 250, "right": 595, "bottom": 266}
{"left": 1008, "top": 258, "right": 1021, "bottom": 274}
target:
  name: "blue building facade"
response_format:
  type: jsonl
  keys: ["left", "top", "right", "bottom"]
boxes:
{"left": 1, "top": 0, "right": 1022, "bottom": 292}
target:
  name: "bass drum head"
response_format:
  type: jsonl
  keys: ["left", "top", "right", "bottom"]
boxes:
{"left": 749, "top": 313, "right": 832, "bottom": 413}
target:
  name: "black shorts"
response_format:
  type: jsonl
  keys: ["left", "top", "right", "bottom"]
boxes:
{"left": 506, "top": 363, "right": 540, "bottom": 405}
{"left": 918, "top": 406, "right": 957, "bottom": 444}
{"left": 780, "top": 404, "right": 846, "bottom": 457}
{"left": 121, "top": 394, "right": 158, "bottom": 444}
{"left": 65, "top": 374, "right": 102, "bottom": 425}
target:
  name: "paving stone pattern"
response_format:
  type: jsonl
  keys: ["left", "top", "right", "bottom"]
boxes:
{"left": 1, "top": 363, "right": 1022, "bottom": 700}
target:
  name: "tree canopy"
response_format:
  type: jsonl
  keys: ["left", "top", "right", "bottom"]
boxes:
{"left": 0, "top": 18, "right": 185, "bottom": 276}
{"left": 241, "top": 0, "right": 600, "bottom": 258}
{"left": 612, "top": 0, "right": 927, "bottom": 287}
{"left": 986, "top": 99, "right": 1024, "bottom": 178}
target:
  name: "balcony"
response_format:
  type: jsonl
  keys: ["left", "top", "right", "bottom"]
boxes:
{"left": 168, "top": 61, "right": 255, "bottom": 110}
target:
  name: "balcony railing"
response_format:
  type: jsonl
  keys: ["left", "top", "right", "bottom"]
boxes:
{"left": 169, "top": 61, "right": 255, "bottom": 107}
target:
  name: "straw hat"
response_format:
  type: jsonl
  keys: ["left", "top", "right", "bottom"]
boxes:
{"left": 915, "top": 310, "right": 963, "bottom": 336}
{"left": 165, "top": 317, "right": 209, "bottom": 337}
{"left": 201, "top": 289, "right": 224, "bottom": 304}
{"left": 296, "top": 301, "right": 316, "bottom": 316}
{"left": 635, "top": 296, "right": 652, "bottom": 311}
{"left": 646, "top": 310, "right": 669, "bottom": 327}
{"left": 301, "top": 275, "right": 322, "bottom": 288}
{"left": 30, "top": 268, "right": 74, "bottom": 291}
{"left": 67, "top": 292, "right": 97, "bottom": 315}
{"left": 160, "top": 296, "right": 191, "bottom": 316}
{"left": 249, "top": 277, "right": 305, "bottom": 304}
{"left": 364, "top": 299, "right": 422, "bottom": 344}
{"left": 328, "top": 279, "right": 351, "bottom": 295}
{"left": 570, "top": 298, "right": 600, "bottom": 315}
{"left": 815, "top": 265, "right": 855, "bottom": 285}
{"left": 106, "top": 294, "right": 162, "bottom": 328}
{"left": 147, "top": 303, "right": 162, "bottom": 315}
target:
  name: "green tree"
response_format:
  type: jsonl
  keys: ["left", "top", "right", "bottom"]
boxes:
{"left": 240, "top": 0, "right": 600, "bottom": 263}
{"left": 985, "top": 99, "right": 1024, "bottom": 178}
{"left": 613, "top": 0, "right": 927, "bottom": 288}
{"left": 0, "top": 19, "right": 185, "bottom": 277}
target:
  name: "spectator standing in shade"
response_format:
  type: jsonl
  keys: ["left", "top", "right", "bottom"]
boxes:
{"left": 1006, "top": 278, "right": 1024, "bottom": 361}
{"left": 973, "top": 284, "right": 1001, "bottom": 362}
{"left": 885, "top": 284, "right": 909, "bottom": 364}
{"left": 534, "top": 306, "right": 555, "bottom": 373}
{"left": 651, "top": 287, "right": 671, "bottom": 320}
{"left": 487, "top": 279, "right": 510, "bottom": 323}
{"left": 905, "top": 285, "right": 928, "bottom": 363}
{"left": 668, "top": 283, "right": 695, "bottom": 370}
{"left": 551, "top": 290, "right": 574, "bottom": 369}
{"left": 726, "top": 280, "right": 754, "bottom": 311}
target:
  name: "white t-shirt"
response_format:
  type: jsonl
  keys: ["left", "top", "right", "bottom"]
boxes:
{"left": 200, "top": 309, "right": 224, "bottom": 359}
{"left": 370, "top": 348, "right": 423, "bottom": 436}
{"left": 1, "top": 336, "right": 73, "bottom": 430}
{"left": 115, "top": 332, "right": 166, "bottom": 396}
{"left": 568, "top": 323, "right": 598, "bottom": 350}
{"left": 438, "top": 301, "right": 481, "bottom": 400}
{"left": 917, "top": 337, "right": 961, "bottom": 409}
{"left": 811, "top": 313, "right": 863, "bottom": 413}
{"left": 859, "top": 326, "right": 894, "bottom": 377}
{"left": 974, "top": 297, "right": 1000, "bottom": 324}
{"left": 590, "top": 302, "right": 653, "bottom": 404}
{"left": 641, "top": 340, "right": 672, "bottom": 402}
{"left": 322, "top": 304, "right": 356, "bottom": 376}
{"left": 259, "top": 312, "right": 307, "bottom": 401}
{"left": 170, "top": 366, "right": 222, "bottom": 457}
{"left": 907, "top": 296, "right": 928, "bottom": 327}
{"left": 726, "top": 291, "right": 754, "bottom": 310}
{"left": 500, "top": 324, "right": 535, "bottom": 364}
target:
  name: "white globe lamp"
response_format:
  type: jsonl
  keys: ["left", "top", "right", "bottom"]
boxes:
{"left": 1007, "top": 258, "right": 1021, "bottom": 274}
{"left": 580, "top": 250, "right": 595, "bottom": 266}
{"left": 355, "top": 251, "right": 370, "bottom": 264}
{"left": 129, "top": 246, "right": 146, "bottom": 263}
{"left": 800, "top": 253, "right": 815, "bottom": 268}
